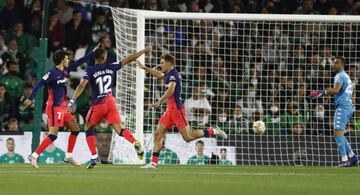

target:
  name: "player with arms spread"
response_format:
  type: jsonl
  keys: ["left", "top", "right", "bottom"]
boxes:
{"left": 310, "top": 57, "right": 359, "bottom": 167}
{"left": 67, "top": 46, "right": 152, "bottom": 169}
{"left": 138, "top": 53, "right": 227, "bottom": 169}
{"left": 23, "top": 45, "right": 100, "bottom": 168}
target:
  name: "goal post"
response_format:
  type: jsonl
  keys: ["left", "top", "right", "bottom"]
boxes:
{"left": 110, "top": 8, "right": 360, "bottom": 166}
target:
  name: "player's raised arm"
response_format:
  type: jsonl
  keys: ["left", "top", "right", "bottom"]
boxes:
{"left": 67, "top": 43, "right": 101, "bottom": 72}
{"left": 120, "top": 45, "right": 152, "bottom": 67}
{"left": 136, "top": 61, "right": 164, "bottom": 80}
{"left": 152, "top": 81, "right": 176, "bottom": 109}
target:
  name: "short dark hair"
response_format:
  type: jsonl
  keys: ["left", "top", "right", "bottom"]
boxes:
{"left": 160, "top": 53, "right": 175, "bottom": 65}
{"left": 0, "top": 83, "right": 6, "bottom": 88}
{"left": 220, "top": 148, "right": 227, "bottom": 153}
{"left": 93, "top": 48, "right": 107, "bottom": 60}
{"left": 6, "top": 137, "right": 14, "bottom": 142}
{"left": 6, "top": 61, "right": 17, "bottom": 67}
{"left": 8, "top": 117, "right": 18, "bottom": 124}
{"left": 53, "top": 50, "right": 68, "bottom": 65}
{"left": 334, "top": 56, "right": 346, "bottom": 66}
{"left": 24, "top": 83, "right": 33, "bottom": 89}
{"left": 196, "top": 140, "right": 204, "bottom": 146}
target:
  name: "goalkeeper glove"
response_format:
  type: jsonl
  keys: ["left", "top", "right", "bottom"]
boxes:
{"left": 67, "top": 99, "right": 76, "bottom": 113}
{"left": 309, "top": 90, "right": 327, "bottom": 99}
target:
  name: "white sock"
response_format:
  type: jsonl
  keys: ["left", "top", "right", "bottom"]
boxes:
{"left": 348, "top": 151, "right": 355, "bottom": 158}
{"left": 92, "top": 154, "right": 98, "bottom": 159}
{"left": 32, "top": 152, "right": 39, "bottom": 159}
{"left": 341, "top": 156, "right": 348, "bottom": 162}
{"left": 66, "top": 153, "right": 73, "bottom": 159}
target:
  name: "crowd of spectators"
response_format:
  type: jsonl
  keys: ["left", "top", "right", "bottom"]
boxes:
{"left": 0, "top": 0, "right": 359, "bottom": 135}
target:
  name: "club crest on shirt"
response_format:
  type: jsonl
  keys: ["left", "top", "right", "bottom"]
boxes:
{"left": 42, "top": 72, "right": 50, "bottom": 80}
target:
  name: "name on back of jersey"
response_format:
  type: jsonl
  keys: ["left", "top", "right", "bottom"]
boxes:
{"left": 93, "top": 69, "right": 113, "bottom": 78}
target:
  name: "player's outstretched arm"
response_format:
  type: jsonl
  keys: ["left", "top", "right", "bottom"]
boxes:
{"left": 136, "top": 61, "right": 164, "bottom": 80}
{"left": 67, "top": 79, "right": 89, "bottom": 113}
{"left": 309, "top": 83, "right": 342, "bottom": 99}
{"left": 325, "top": 83, "right": 342, "bottom": 95}
{"left": 121, "top": 45, "right": 152, "bottom": 66}
{"left": 67, "top": 43, "right": 101, "bottom": 72}
{"left": 22, "top": 79, "right": 46, "bottom": 109}
{"left": 153, "top": 82, "right": 176, "bottom": 109}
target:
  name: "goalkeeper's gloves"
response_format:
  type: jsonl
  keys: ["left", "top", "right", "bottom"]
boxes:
{"left": 309, "top": 90, "right": 327, "bottom": 99}
{"left": 67, "top": 99, "right": 76, "bottom": 113}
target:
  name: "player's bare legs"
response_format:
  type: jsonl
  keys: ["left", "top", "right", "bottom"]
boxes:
{"left": 28, "top": 127, "right": 59, "bottom": 168}
{"left": 178, "top": 126, "right": 228, "bottom": 142}
{"left": 64, "top": 120, "right": 81, "bottom": 166}
{"left": 141, "top": 124, "right": 168, "bottom": 169}
{"left": 111, "top": 123, "right": 144, "bottom": 159}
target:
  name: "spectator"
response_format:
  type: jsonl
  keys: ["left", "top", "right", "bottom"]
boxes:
{"left": 320, "top": 45, "right": 334, "bottom": 68}
{"left": 328, "top": 5, "right": 338, "bottom": 15}
{"left": 1, "top": 39, "right": 27, "bottom": 77}
{"left": 6, "top": 117, "right": 19, "bottom": 131}
{"left": 0, "top": 138, "right": 24, "bottom": 163}
{"left": 285, "top": 100, "right": 305, "bottom": 132}
{"left": 144, "top": 0, "right": 163, "bottom": 11}
{"left": 87, "top": 35, "right": 116, "bottom": 67}
{"left": 306, "top": 105, "right": 330, "bottom": 135}
{"left": 219, "top": 148, "right": 232, "bottom": 165}
{"left": 55, "top": 0, "right": 74, "bottom": 24}
{"left": 69, "top": 0, "right": 90, "bottom": 21}
{"left": 214, "top": 110, "right": 230, "bottom": 134}
{"left": 0, "top": 0, "right": 25, "bottom": 30}
{"left": 187, "top": 140, "right": 210, "bottom": 165}
{"left": 145, "top": 136, "right": 180, "bottom": 164}
{"left": 25, "top": 0, "right": 42, "bottom": 38}
{"left": 0, "top": 34, "right": 7, "bottom": 57}
{"left": 38, "top": 133, "right": 65, "bottom": 164}
{"left": 48, "top": 10, "right": 66, "bottom": 53}
{"left": 236, "top": 84, "right": 263, "bottom": 120}
{"left": 229, "top": 106, "right": 250, "bottom": 134}
{"left": 293, "top": 0, "right": 320, "bottom": 14}
{"left": 184, "top": 84, "right": 212, "bottom": 127}
{"left": 211, "top": 87, "right": 233, "bottom": 119}
{"left": 65, "top": 9, "right": 91, "bottom": 51}
{"left": 0, "top": 83, "right": 16, "bottom": 125}
{"left": 0, "top": 61, "right": 24, "bottom": 99}
{"left": 91, "top": 11, "right": 111, "bottom": 44}
{"left": 5, "top": 22, "right": 36, "bottom": 58}
{"left": 263, "top": 100, "right": 286, "bottom": 135}
{"left": 292, "top": 123, "right": 305, "bottom": 135}
{"left": 18, "top": 83, "right": 34, "bottom": 124}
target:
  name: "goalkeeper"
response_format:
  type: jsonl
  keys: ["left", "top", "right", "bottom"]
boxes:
{"left": 309, "top": 57, "right": 358, "bottom": 167}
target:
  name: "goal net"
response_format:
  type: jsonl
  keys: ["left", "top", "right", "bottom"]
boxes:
{"left": 110, "top": 8, "right": 360, "bottom": 166}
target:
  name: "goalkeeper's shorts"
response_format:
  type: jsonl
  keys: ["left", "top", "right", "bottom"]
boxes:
{"left": 159, "top": 107, "right": 188, "bottom": 129}
{"left": 334, "top": 106, "right": 354, "bottom": 130}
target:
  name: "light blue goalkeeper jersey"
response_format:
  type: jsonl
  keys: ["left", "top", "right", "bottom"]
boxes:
{"left": 334, "top": 70, "right": 353, "bottom": 108}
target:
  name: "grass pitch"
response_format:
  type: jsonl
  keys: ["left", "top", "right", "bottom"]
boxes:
{"left": 0, "top": 164, "right": 359, "bottom": 195}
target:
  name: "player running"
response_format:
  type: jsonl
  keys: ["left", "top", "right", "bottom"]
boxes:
{"left": 310, "top": 57, "right": 359, "bottom": 167}
{"left": 67, "top": 46, "right": 151, "bottom": 169}
{"left": 137, "top": 53, "right": 227, "bottom": 169}
{"left": 23, "top": 45, "right": 99, "bottom": 168}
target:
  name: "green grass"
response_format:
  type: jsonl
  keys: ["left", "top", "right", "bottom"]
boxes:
{"left": 0, "top": 164, "right": 359, "bottom": 195}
